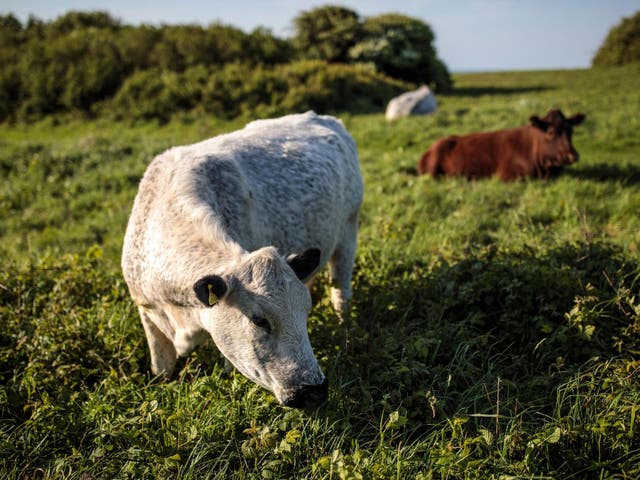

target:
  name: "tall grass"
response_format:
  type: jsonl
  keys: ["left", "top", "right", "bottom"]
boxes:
{"left": 1, "top": 65, "right": 639, "bottom": 478}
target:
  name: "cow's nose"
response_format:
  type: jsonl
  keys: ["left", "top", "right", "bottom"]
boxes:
{"left": 569, "top": 151, "right": 579, "bottom": 162}
{"left": 283, "top": 378, "right": 328, "bottom": 409}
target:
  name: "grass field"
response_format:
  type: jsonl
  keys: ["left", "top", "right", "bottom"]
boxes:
{"left": 1, "top": 65, "right": 639, "bottom": 479}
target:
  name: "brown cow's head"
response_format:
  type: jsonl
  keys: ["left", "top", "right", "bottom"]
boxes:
{"left": 529, "top": 109, "right": 586, "bottom": 168}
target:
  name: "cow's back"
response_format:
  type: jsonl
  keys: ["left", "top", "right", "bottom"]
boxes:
{"left": 122, "top": 112, "right": 362, "bottom": 304}
{"left": 418, "top": 127, "right": 539, "bottom": 180}
{"left": 185, "top": 112, "right": 361, "bottom": 254}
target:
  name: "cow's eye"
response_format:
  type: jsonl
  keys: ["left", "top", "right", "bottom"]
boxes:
{"left": 250, "top": 315, "right": 272, "bottom": 334}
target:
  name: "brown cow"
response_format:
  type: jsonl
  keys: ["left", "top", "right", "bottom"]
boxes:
{"left": 417, "top": 109, "right": 586, "bottom": 181}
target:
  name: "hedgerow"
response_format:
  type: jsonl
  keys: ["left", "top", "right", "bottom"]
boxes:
{"left": 109, "top": 61, "right": 410, "bottom": 122}
{"left": 0, "top": 8, "right": 446, "bottom": 123}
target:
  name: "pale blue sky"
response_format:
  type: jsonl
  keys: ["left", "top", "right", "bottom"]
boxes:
{"left": 2, "top": 0, "right": 638, "bottom": 72}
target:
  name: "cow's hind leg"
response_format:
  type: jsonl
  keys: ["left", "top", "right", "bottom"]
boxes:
{"left": 138, "top": 306, "right": 177, "bottom": 377}
{"left": 329, "top": 213, "right": 359, "bottom": 321}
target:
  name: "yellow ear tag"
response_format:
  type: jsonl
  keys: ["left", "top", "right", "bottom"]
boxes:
{"left": 207, "top": 284, "right": 218, "bottom": 306}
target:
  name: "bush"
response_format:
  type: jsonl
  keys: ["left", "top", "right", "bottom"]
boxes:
{"left": 60, "top": 32, "right": 126, "bottom": 112}
{"left": 47, "top": 10, "right": 121, "bottom": 34}
{"left": 116, "top": 60, "right": 410, "bottom": 121}
{"left": 349, "top": 13, "right": 452, "bottom": 90}
{"left": 0, "top": 8, "right": 447, "bottom": 122}
{"left": 0, "top": 65, "right": 20, "bottom": 120}
{"left": 292, "top": 6, "right": 452, "bottom": 90}
{"left": 277, "top": 60, "right": 410, "bottom": 114}
{"left": 0, "top": 12, "right": 294, "bottom": 122}
{"left": 111, "top": 68, "right": 204, "bottom": 122}
{"left": 592, "top": 11, "right": 640, "bottom": 67}
{"left": 14, "top": 30, "right": 128, "bottom": 118}
{"left": 292, "top": 5, "right": 362, "bottom": 63}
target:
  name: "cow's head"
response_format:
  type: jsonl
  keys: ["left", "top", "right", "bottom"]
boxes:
{"left": 529, "top": 109, "right": 586, "bottom": 168}
{"left": 193, "top": 246, "right": 327, "bottom": 409}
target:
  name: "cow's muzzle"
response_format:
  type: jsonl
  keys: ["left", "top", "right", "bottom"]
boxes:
{"left": 283, "top": 378, "right": 329, "bottom": 409}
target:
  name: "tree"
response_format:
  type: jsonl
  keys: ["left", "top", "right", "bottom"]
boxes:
{"left": 0, "top": 14, "right": 24, "bottom": 62}
{"left": 592, "top": 11, "right": 640, "bottom": 67}
{"left": 49, "top": 10, "right": 121, "bottom": 34}
{"left": 0, "top": 13, "right": 22, "bottom": 37}
{"left": 292, "top": 7, "right": 452, "bottom": 90}
{"left": 245, "top": 27, "right": 293, "bottom": 65}
{"left": 349, "top": 13, "right": 452, "bottom": 90}
{"left": 292, "top": 6, "right": 362, "bottom": 63}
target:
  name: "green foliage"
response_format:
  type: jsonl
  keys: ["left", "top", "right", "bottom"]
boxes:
{"left": 350, "top": 13, "right": 452, "bottom": 90}
{"left": 1, "top": 66, "right": 639, "bottom": 478}
{"left": 592, "top": 11, "right": 640, "bottom": 67}
{"left": 267, "top": 61, "right": 410, "bottom": 117}
{"left": 48, "top": 10, "right": 121, "bottom": 33}
{"left": 111, "top": 67, "right": 205, "bottom": 122}
{"left": 293, "top": 6, "right": 451, "bottom": 90}
{"left": 111, "top": 61, "right": 409, "bottom": 122}
{"left": 0, "top": 12, "right": 292, "bottom": 122}
{"left": 292, "top": 5, "right": 362, "bottom": 63}
{"left": 0, "top": 7, "right": 451, "bottom": 122}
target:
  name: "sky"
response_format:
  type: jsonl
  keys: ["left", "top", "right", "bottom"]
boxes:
{"left": 2, "top": 0, "right": 639, "bottom": 72}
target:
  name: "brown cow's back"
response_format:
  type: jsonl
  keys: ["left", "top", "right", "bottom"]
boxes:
{"left": 417, "top": 109, "right": 586, "bottom": 181}
{"left": 419, "top": 127, "right": 539, "bottom": 180}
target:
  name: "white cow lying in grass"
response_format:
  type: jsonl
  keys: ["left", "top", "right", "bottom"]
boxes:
{"left": 122, "top": 111, "right": 363, "bottom": 408}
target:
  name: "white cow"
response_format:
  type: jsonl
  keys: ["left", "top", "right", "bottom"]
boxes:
{"left": 385, "top": 85, "right": 438, "bottom": 121}
{"left": 121, "top": 112, "right": 363, "bottom": 408}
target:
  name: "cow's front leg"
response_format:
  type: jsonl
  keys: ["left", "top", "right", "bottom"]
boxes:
{"left": 138, "top": 307, "right": 177, "bottom": 377}
{"left": 329, "top": 213, "right": 359, "bottom": 321}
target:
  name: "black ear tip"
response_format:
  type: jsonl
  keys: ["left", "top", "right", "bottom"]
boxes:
{"left": 300, "top": 248, "right": 321, "bottom": 268}
{"left": 307, "top": 248, "right": 321, "bottom": 262}
{"left": 287, "top": 248, "right": 322, "bottom": 282}
{"left": 193, "top": 275, "right": 227, "bottom": 307}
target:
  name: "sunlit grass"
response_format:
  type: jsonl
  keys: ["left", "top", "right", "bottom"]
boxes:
{"left": 1, "top": 66, "right": 639, "bottom": 478}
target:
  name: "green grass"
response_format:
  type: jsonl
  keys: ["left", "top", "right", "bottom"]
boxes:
{"left": 1, "top": 65, "right": 639, "bottom": 479}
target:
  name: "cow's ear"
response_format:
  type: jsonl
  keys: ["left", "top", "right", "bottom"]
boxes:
{"left": 569, "top": 113, "right": 585, "bottom": 126}
{"left": 193, "top": 275, "right": 228, "bottom": 307}
{"left": 287, "top": 248, "right": 321, "bottom": 282}
{"left": 529, "top": 115, "right": 549, "bottom": 131}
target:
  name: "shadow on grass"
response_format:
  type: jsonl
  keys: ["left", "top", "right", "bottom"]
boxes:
{"left": 397, "top": 166, "right": 419, "bottom": 176}
{"left": 447, "top": 85, "right": 552, "bottom": 97}
{"left": 396, "top": 164, "right": 570, "bottom": 180}
{"left": 565, "top": 162, "right": 640, "bottom": 185}
{"left": 319, "top": 240, "right": 639, "bottom": 425}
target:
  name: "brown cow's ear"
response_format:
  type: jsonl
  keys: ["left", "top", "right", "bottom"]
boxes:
{"left": 569, "top": 113, "right": 585, "bottom": 126}
{"left": 529, "top": 115, "right": 549, "bottom": 131}
{"left": 194, "top": 275, "right": 228, "bottom": 307}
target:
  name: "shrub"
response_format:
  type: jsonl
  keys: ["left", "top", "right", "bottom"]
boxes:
{"left": 15, "top": 32, "right": 127, "bottom": 118}
{"left": 292, "top": 5, "right": 362, "bottom": 63}
{"left": 245, "top": 27, "right": 294, "bottom": 65}
{"left": 592, "top": 11, "right": 640, "bottom": 67}
{"left": 0, "top": 8, "right": 447, "bottom": 122}
{"left": 48, "top": 10, "right": 121, "bottom": 34}
{"left": 292, "top": 6, "right": 452, "bottom": 90}
{"left": 59, "top": 32, "right": 126, "bottom": 112}
{"left": 349, "top": 13, "right": 452, "bottom": 90}
{"left": 110, "top": 60, "right": 408, "bottom": 121}
{"left": 277, "top": 60, "right": 410, "bottom": 114}
{"left": 0, "top": 12, "right": 294, "bottom": 122}
{"left": 111, "top": 68, "right": 203, "bottom": 122}
{"left": 0, "top": 65, "right": 21, "bottom": 121}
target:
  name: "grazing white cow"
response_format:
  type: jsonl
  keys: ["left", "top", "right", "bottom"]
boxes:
{"left": 122, "top": 112, "right": 362, "bottom": 408}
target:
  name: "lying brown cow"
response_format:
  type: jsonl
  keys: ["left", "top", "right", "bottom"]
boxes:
{"left": 417, "top": 109, "right": 586, "bottom": 181}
